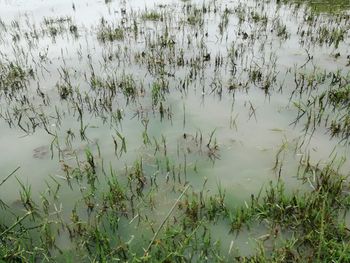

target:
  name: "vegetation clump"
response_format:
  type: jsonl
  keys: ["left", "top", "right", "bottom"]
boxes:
{"left": 97, "top": 20, "right": 124, "bottom": 42}
{"left": 0, "top": 62, "right": 31, "bottom": 93}
{"left": 230, "top": 162, "right": 350, "bottom": 262}
{"left": 142, "top": 11, "right": 163, "bottom": 21}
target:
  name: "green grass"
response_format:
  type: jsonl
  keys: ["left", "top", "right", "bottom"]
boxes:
{"left": 97, "top": 22, "right": 124, "bottom": 42}
{"left": 1, "top": 154, "right": 350, "bottom": 262}
{"left": 279, "top": 0, "right": 350, "bottom": 13}
{"left": 0, "top": 62, "right": 31, "bottom": 93}
{"left": 142, "top": 11, "right": 162, "bottom": 21}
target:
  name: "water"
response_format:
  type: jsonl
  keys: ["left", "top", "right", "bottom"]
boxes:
{"left": 0, "top": 0, "right": 349, "bottom": 258}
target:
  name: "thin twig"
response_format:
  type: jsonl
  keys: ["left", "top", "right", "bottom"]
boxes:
{"left": 145, "top": 184, "right": 190, "bottom": 254}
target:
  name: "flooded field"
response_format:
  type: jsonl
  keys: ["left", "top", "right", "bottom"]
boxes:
{"left": 0, "top": 0, "right": 349, "bottom": 261}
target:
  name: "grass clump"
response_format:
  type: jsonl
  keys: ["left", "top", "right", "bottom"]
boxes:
{"left": 42, "top": 16, "right": 78, "bottom": 39}
{"left": 229, "top": 162, "right": 350, "bottom": 262}
{"left": 118, "top": 73, "right": 138, "bottom": 100}
{"left": 279, "top": 0, "right": 350, "bottom": 13}
{"left": 97, "top": 26, "right": 124, "bottom": 42}
{"left": 141, "top": 11, "right": 162, "bottom": 21}
{"left": 0, "top": 62, "right": 32, "bottom": 93}
{"left": 317, "top": 26, "right": 346, "bottom": 48}
{"left": 328, "top": 85, "right": 350, "bottom": 109}
{"left": 97, "top": 20, "right": 124, "bottom": 42}
{"left": 185, "top": 6, "right": 205, "bottom": 27}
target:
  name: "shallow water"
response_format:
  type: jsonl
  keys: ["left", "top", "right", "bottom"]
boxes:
{"left": 0, "top": 0, "right": 349, "bottom": 258}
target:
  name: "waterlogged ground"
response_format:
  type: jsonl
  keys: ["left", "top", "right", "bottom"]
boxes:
{"left": 0, "top": 0, "right": 349, "bottom": 262}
